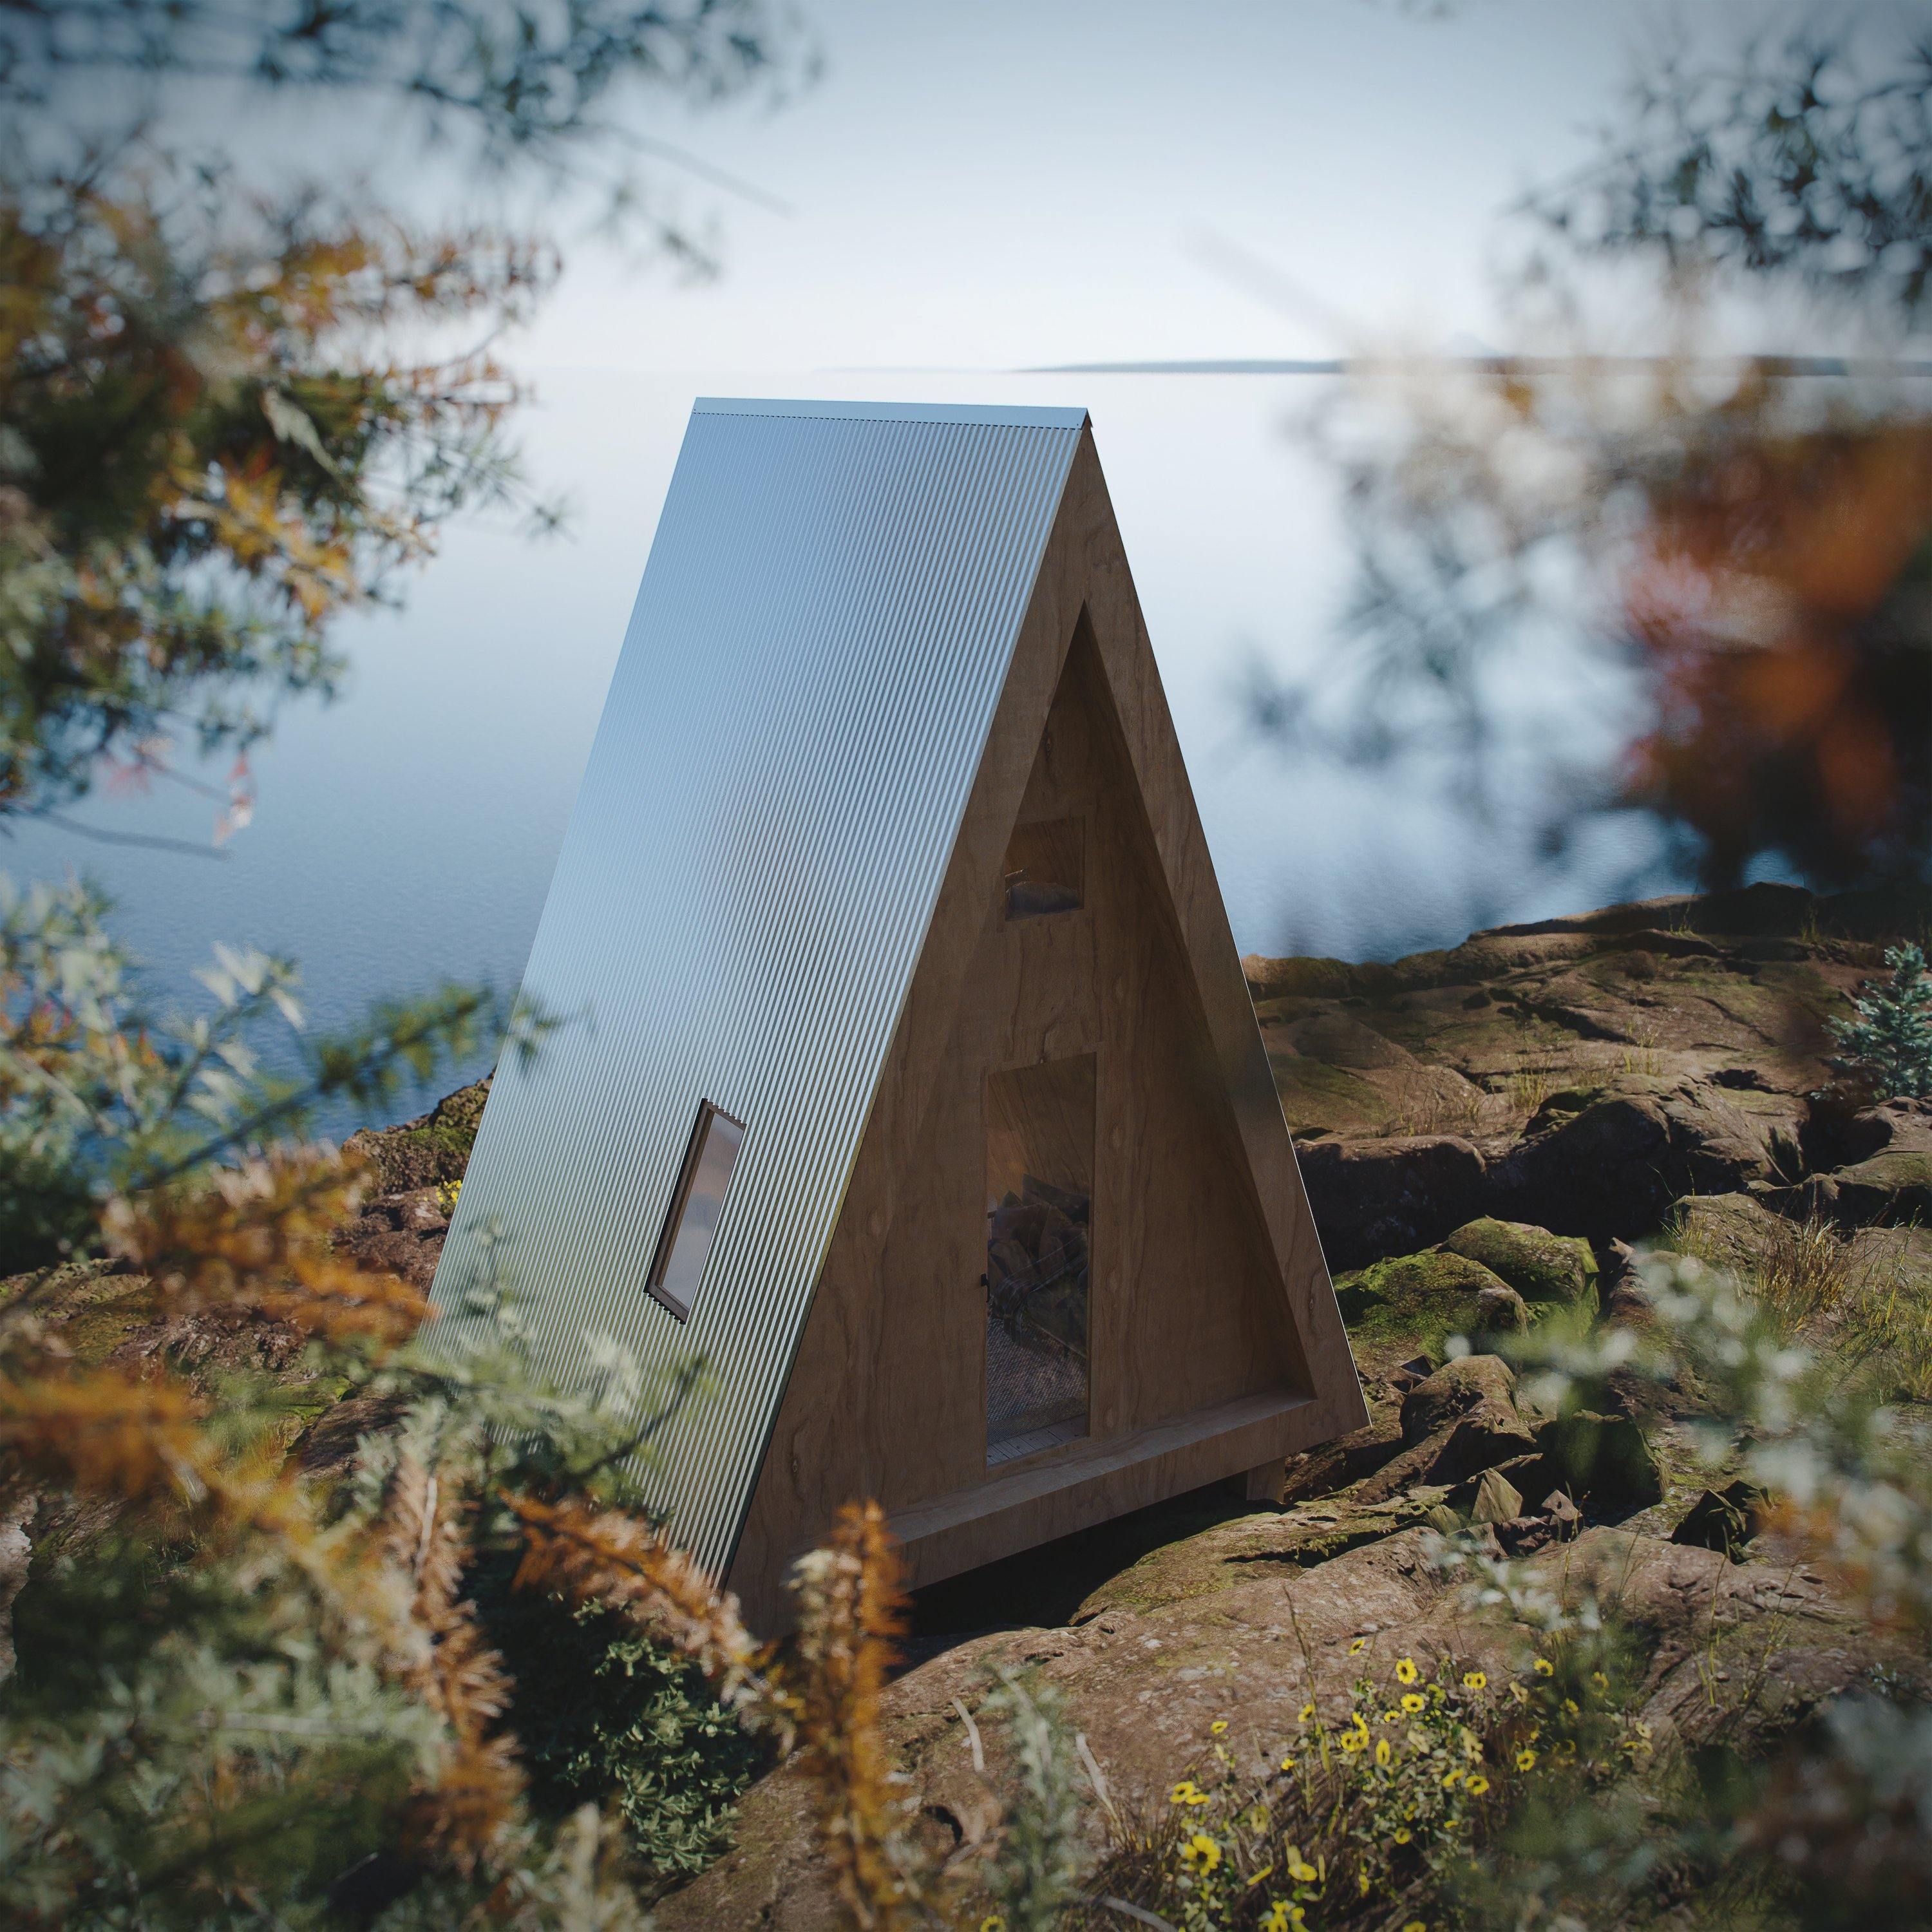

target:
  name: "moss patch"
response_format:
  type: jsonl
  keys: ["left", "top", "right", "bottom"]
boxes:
{"left": 1071, "top": 1491, "right": 1452, "bottom": 1623}
{"left": 1439, "top": 1218, "right": 1598, "bottom": 1310}
{"left": 344, "top": 1075, "right": 491, "bottom": 1192}
{"left": 1336, "top": 1250, "right": 1517, "bottom": 1352}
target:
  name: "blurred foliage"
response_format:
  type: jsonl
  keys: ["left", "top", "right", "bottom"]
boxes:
{"left": 1472, "top": 1251, "right": 1932, "bottom": 1928}
{"left": 0, "top": 0, "right": 806, "bottom": 212}
{"left": 1255, "top": 21, "right": 1932, "bottom": 895}
{"left": 0, "top": 0, "right": 805, "bottom": 823}
{"left": 0, "top": 169, "right": 555, "bottom": 815}
{"left": 1532, "top": 29, "right": 1932, "bottom": 320}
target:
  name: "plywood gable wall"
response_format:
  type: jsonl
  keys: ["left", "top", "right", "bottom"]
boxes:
{"left": 727, "top": 431, "right": 1363, "bottom": 1626}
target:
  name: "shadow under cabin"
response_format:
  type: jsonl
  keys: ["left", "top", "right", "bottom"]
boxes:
{"left": 431, "top": 397, "right": 1366, "bottom": 1633}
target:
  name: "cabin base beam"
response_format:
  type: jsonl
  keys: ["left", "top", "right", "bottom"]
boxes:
{"left": 889, "top": 1387, "right": 1320, "bottom": 1593}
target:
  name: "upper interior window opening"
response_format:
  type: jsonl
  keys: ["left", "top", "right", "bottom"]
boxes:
{"left": 1003, "top": 815, "right": 1084, "bottom": 920}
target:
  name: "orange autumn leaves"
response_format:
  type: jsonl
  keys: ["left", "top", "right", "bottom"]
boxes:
{"left": 101, "top": 1148, "right": 430, "bottom": 1345}
{"left": 0, "top": 1136, "right": 925, "bottom": 1903}
{"left": 1622, "top": 408, "right": 1932, "bottom": 881}
{"left": 0, "top": 179, "right": 554, "bottom": 810}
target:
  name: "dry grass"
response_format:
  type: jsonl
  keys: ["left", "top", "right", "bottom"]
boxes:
{"left": 1378, "top": 1065, "right": 1495, "bottom": 1139}
{"left": 1669, "top": 1208, "right": 1862, "bottom": 1336}
{"left": 1506, "top": 1063, "right": 1560, "bottom": 1120}
{"left": 1747, "top": 1216, "right": 1864, "bottom": 1334}
{"left": 1668, "top": 1206, "right": 1932, "bottom": 1397}
{"left": 1839, "top": 1255, "right": 1932, "bottom": 1401}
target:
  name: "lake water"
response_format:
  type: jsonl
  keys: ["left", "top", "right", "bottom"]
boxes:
{"left": 8, "top": 370, "right": 1677, "bottom": 1140}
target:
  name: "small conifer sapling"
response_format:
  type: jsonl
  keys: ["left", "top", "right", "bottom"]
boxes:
{"left": 1829, "top": 943, "right": 1932, "bottom": 1101}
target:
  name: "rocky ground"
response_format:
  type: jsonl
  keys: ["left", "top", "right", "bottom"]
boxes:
{"left": 661, "top": 881, "right": 1932, "bottom": 1926}
{"left": 13, "top": 882, "right": 1931, "bottom": 1924}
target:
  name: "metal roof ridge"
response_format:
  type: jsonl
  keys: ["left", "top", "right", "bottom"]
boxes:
{"left": 694, "top": 396, "right": 1089, "bottom": 428}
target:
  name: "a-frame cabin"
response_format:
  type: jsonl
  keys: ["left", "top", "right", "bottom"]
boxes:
{"left": 433, "top": 398, "right": 1365, "bottom": 1631}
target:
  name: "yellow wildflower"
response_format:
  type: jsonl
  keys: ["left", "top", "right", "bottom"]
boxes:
{"left": 1442, "top": 1767, "right": 1464, "bottom": 1788}
{"left": 1403, "top": 1922, "right": 1428, "bottom": 1932}
{"left": 1516, "top": 1748, "right": 1537, "bottom": 1770}
{"left": 1350, "top": 1636, "right": 1367, "bottom": 1653}
{"left": 1462, "top": 1671, "right": 1487, "bottom": 1690}
{"left": 980, "top": 1919, "right": 1007, "bottom": 1932}
{"left": 1401, "top": 1692, "right": 1426, "bottom": 1714}
{"left": 1468, "top": 1774, "right": 1490, "bottom": 1795}
{"left": 1170, "top": 1780, "right": 1209, "bottom": 1807}
{"left": 1210, "top": 1718, "right": 1228, "bottom": 1734}
{"left": 1280, "top": 1754, "right": 1296, "bottom": 1772}
{"left": 1563, "top": 1698, "right": 1581, "bottom": 1716}
{"left": 1288, "top": 1855, "right": 1318, "bottom": 1884}
{"left": 1396, "top": 1656, "right": 1419, "bottom": 1684}
{"left": 1383, "top": 1709, "right": 1400, "bottom": 1723}
{"left": 1375, "top": 1738, "right": 1392, "bottom": 1766}
{"left": 1393, "top": 1826, "right": 1412, "bottom": 1845}
{"left": 1359, "top": 1869, "right": 1372, "bottom": 1895}
{"left": 1340, "top": 1730, "right": 1366, "bottom": 1753}
{"left": 1181, "top": 1833, "right": 1222, "bottom": 1874}
{"left": 1534, "top": 1657, "right": 1554, "bottom": 1676}
{"left": 1299, "top": 1701, "right": 1316, "bottom": 1723}
{"left": 1261, "top": 1906, "right": 1290, "bottom": 1932}
{"left": 1591, "top": 1671, "right": 1609, "bottom": 1689}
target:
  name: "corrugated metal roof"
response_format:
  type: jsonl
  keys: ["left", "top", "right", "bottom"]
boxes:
{"left": 432, "top": 397, "right": 1088, "bottom": 1573}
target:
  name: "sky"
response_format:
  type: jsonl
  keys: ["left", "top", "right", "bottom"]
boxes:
{"left": 525, "top": 0, "right": 1798, "bottom": 374}
{"left": 18, "top": 0, "right": 1905, "bottom": 1132}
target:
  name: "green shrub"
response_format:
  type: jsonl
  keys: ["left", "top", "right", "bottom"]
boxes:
{"left": 478, "top": 1567, "right": 769, "bottom": 1891}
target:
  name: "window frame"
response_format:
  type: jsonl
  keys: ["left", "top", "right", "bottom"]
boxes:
{"left": 643, "top": 1099, "right": 747, "bottom": 1322}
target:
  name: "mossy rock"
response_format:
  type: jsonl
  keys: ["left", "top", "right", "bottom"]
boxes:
{"left": 1534, "top": 1411, "right": 1663, "bottom": 1515}
{"left": 1071, "top": 1491, "right": 1452, "bottom": 1622}
{"left": 6, "top": 1265, "right": 159, "bottom": 1367}
{"left": 1831, "top": 1150, "right": 1932, "bottom": 1227}
{"left": 1439, "top": 1217, "right": 1598, "bottom": 1311}
{"left": 1334, "top": 1249, "right": 1522, "bottom": 1352}
{"left": 345, "top": 1075, "right": 493, "bottom": 1193}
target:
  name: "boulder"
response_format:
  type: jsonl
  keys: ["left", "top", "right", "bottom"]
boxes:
{"left": 1294, "top": 1134, "right": 1488, "bottom": 1271}
{"left": 1399, "top": 1354, "right": 1518, "bottom": 1443}
{"left": 342, "top": 1075, "right": 491, "bottom": 1193}
{"left": 1071, "top": 1493, "right": 1450, "bottom": 1622}
{"left": 1278, "top": 1412, "right": 1406, "bottom": 1504}
{"left": 1817, "top": 1150, "right": 1932, "bottom": 1228}
{"left": 1830, "top": 1097, "right": 1932, "bottom": 1166}
{"left": 1671, "top": 1481, "right": 1766, "bottom": 1562}
{"left": 333, "top": 1188, "right": 451, "bottom": 1291}
{"left": 1349, "top": 1360, "right": 1537, "bottom": 1504}
{"left": 1473, "top": 1282, "right": 1530, "bottom": 1333}
{"left": 1333, "top": 1249, "right": 1520, "bottom": 1349}
{"left": 1470, "top": 1468, "right": 1523, "bottom": 1525}
{"left": 1439, "top": 1217, "right": 1598, "bottom": 1310}
{"left": 1534, "top": 1410, "right": 1664, "bottom": 1515}
{"left": 1666, "top": 1191, "right": 1788, "bottom": 1271}
{"left": 1492, "top": 1079, "right": 1790, "bottom": 1241}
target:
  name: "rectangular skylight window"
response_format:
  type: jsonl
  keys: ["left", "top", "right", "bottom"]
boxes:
{"left": 645, "top": 1101, "right": 746, "bottom": 1321}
